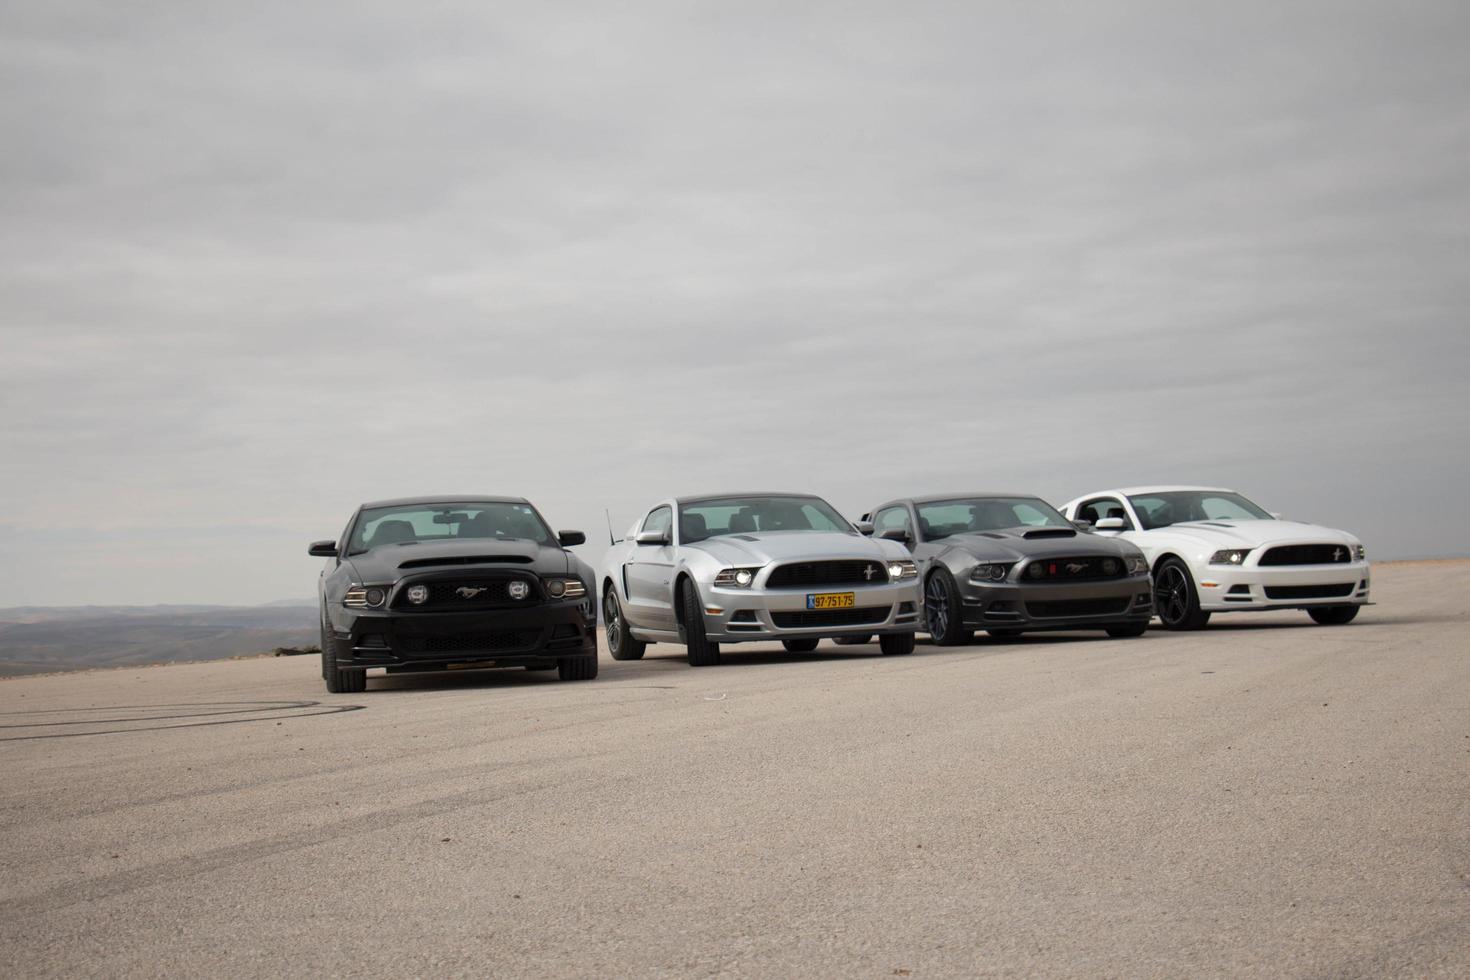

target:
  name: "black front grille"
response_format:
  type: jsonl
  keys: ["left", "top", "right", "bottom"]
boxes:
{"left": 1259, "top": 545, "right": 1355, "bottom": 566}
{"left": 399, "top": 631, "right": 536, "bottom": 654}
{"left": 772, "top": 607, "right": 888, "bottom": 628}
{"left": 1025, "top": 598, "right": 1132, "bottom": 619}
{"left": 767, "top": 561, "right": 888, "bottom": 588}
{"left": 1020, "top": 556, "right": 1126, "bottom": 582}
{"left": 1264, "top": 583, "right": 1354, "bottom": 600}
{"left": 393, "top": 577, "right": 539, "bottom": 610}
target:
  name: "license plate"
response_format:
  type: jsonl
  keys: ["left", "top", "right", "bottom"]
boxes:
{"left": 806, "top": 592, "right": 855, "bottom": 610}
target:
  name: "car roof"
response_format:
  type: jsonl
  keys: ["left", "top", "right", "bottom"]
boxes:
{"left": 1088, "top": 485, "right": 1236, "bottom": 497}
{"left": 359, "top": 494, "right": 531, "bottom": 509}
{"left": 903, "top": 492, "right": 1044, "bottom": 505}
{"left": 675, "top": 492, "right": 827, "bottom": 506}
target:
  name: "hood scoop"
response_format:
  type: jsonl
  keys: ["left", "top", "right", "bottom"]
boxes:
{"left": 730, "top": 535, "right": 759, "bottom": 542}
{"left": 979, "top": 532, "right": 1006, "bottom": 539}
{"left": 1198, "top": 521, "right": 1236, "bottom": 528}
{"left": 1022, "top": 528, "right": 1077, "bottom": 539}
{"left": 399, "top": 555, "right": 533, "bottom": 569}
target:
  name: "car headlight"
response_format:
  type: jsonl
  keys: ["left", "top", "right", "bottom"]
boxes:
{"left": 543, "top": 578, "right": 587, "bottom": 599}
{"left": 344, "top": 585, "right": 388, "bottom": 608}
{"left": 970, "top": 562, "right": 1014, "bottom": 583}
{"left": 1209, "top": 549, "right": 1251, "bottom": 565}
{"left": 1126, "top": 555, "right": 1149, "bottom": 575}
{"left": 714, "top": 567, "right": 761, "bottom": 588}
{"left": 1354, "top": 544, "right": 1366, "bottom": 561}
{"left": 887, "top": 559, "right": 918, "bottom": 581}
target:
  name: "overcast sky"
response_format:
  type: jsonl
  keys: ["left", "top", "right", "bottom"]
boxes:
{"left": 2, "top": 1, "right": 1467, "bottom": 606}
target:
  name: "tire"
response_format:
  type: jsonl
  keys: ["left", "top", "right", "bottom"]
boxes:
{"left": 782, "top": 638, "right": 820, "bottom": 653}
{"left": 924, "top": 569, "right": 974, "bottom": 646}
{"left": 557, "top": 654, "right": 599, "bottom": 681}
{"left": 1309, "top": 605, "right": 1359, "bottom": 625}
{"left": 834, "top": 635, "right": 872, "bottom": 646}
{"left": 1106, "top": 622, "right": 1149, "bottom": 638}
{"left": 320, "top": 618, "right": 366, "bottom": 694}
{"left": 1153, "top": 558, "right": 1211, "bottom": 631}
{"left": 679, "top": 578, "right": 720, "bottom": 666}
{"left": 604, "top": 587, "right": 646, "bottom": 661}
{"left": 880, "top": 632, "right": 916, "bottom": 656}
{"left": 987, "top": 629, "right": 1023, "bottom": 639}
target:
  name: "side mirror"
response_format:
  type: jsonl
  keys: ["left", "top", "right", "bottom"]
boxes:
{"left": 1071, "top": 519, "right": 1093, "bottom": 530}
{"left": 879, "top": 527, "right": 911, "bottom": 543}
{"left": 558, "top": 530, "right": 586, "bottom": 547}
{"left": 1094, "top": 517, "right": 1125, "bottom": 531}
{"left": 635, "top": 529, "right": 670, "bottom": 546}
{"left": 308, "top": 540, "right": 338, "bottom": 558}
{"left": 854, "top": 520, "right": 874, "bottom": 536}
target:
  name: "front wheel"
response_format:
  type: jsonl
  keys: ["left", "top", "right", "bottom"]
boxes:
{"left": 924, "top": 569, "right": 973, "bottom": 646}
{"left": 1309, "top": 605, "right": 1359, "bottom": 625}
{"left": 680, "top": 578, "right": 721, "bottom": 666}
{"left": 1106, "top": 622, "right": 1149, "bottom": 638}
{"left": 1153, "top": 559, "right": 1211, "bottom": 631}
{"left": 782, "top": 638, "right": 819, "bottom": 653}
{"left": 320, "top": 620, "right": 366, "bottom": 694}
{"left": 604, "top": 588, "right": 646, "bottom": 661}
{"left": 557, "top": 655, "right": 599, "bottom": 680}
{"left": 880, "top": 633, "right": 915, "bottom": 656}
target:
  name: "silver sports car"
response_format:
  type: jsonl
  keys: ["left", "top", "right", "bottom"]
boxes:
{"left": 600, "top": 493, "right": 922, "bottom": 666}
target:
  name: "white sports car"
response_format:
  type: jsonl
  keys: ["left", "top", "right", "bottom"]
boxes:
{"left": 600, "top": 493, "right": 922, "bottom": 666}
{"left": 1061, "top": 486, "right": 1369, "bottom": 630}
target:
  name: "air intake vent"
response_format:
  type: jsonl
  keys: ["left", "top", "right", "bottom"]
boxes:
{"left": 399, "top": 555, "right": 533, "bottom": 569}
{"left": 1021, "top": 528, "right": 1076, "bottom": 540}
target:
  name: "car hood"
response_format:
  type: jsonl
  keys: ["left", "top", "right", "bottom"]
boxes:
{"left": 939, "top": 527, "right": 1143, "bottom": 561}
{"left": 344, "top": 538, "right": 571, "bottom": 582}
{"left": 688, "top": 531, "right": 902, "bottom": 565}
{"left": 1140, "top": 519, "right": 1358, "bottom": 548}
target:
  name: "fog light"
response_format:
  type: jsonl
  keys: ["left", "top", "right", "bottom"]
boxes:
{"left": 508, "top": 580, "right": 530, "bottom": 600}
{"left": 406, "top": 584, "right": 429, "bottom": 605}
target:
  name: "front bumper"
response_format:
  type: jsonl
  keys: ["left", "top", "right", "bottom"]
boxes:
{"left": 1195, "top": 561, "right": 1370, "bottom": 611}
{"left": 958, "top": 575, "right": 1154, "bottom": 631}
{"left": 334, "top": 598, "right": 597, "bottom": 671}
{"left": 699, "top": 580, "right": 921, "bottom": 642}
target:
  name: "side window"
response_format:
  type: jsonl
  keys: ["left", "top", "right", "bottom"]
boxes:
{"left": 873, "top": 506, "right": 912, "bottom": 537}
{"left": 1079, "top": 498, "right": 1133, "bottom": 530}
{"left": 642, "top": 506, "right": 672, "bottom": 539}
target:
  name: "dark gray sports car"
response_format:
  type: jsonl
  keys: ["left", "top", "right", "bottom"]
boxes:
{"left": 308, "top": 496, "right": 598, "bottom": 692}
{"left": 859, "top": 494, "right": 1154, "bottom": 644}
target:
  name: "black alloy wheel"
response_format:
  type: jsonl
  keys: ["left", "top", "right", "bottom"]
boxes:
{"left": 1153, "top": 559, "right": 1211, "bottom": 631}
{"left": 680, "top": 578, "right": 721, "bottom": 666}
{"left": 924, "top": 569, "right": 973, "bottom": 646}
{"left": 604, "top": 588, "right": 646, "bottom": 661}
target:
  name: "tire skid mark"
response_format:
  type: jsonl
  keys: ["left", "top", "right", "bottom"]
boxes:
{"left": 0, "top": 769, "right": 623, "bottom": 922}
{"left": 0, "top": 701, "right": 363, "bottom": 742}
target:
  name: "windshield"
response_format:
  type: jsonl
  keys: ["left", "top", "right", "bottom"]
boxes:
{"left": 1126, "top": 491, "right": 1272, "bottom": 530}
{"left": 348, "top": 501, "right": 553, "bottom": 553}
{"left": 916, "top": 497, "right": 1072, "bottom": 538}
{"left": 679, "top": 496, "right": 852, "bottom": 543}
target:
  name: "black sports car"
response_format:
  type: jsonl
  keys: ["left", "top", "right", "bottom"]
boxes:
{"left": 859, "top": 494, "right": 1154, "bottom": 645}
{"left": 309, "top": 496, "right": 598, "bottom": 692}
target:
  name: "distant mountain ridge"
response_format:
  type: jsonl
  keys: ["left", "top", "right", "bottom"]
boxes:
{"left": 0, "top": 602, "right": 318, "bottom": 676}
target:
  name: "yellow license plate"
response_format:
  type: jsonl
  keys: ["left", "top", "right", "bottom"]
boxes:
{"left": 806, "top": 592, "right": 855, "bottom": 610}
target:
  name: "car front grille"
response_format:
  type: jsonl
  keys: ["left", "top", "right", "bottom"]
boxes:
{"left": 766, "top": 561, "right": 890, "bottom": 588}
{"left": 1020, "top": 556, "right": 1126, "bottom": 581}
{"left": 393, "top": 577, "right": 540, "bottom": 610}
{"left": 1263, "top": 583, "right": 1355, "bottom": 600}
{"left": 1258, "top": 545, "right": 1355, "bottom": 566}
{"left": 1024, "top": 598, "right": 1132, "bottom": 619}
{"left": 771, "top": 607, "right": 889, "bottom": 628}
{"left": 398, "top": 631, "right": 536, "bottom": 654}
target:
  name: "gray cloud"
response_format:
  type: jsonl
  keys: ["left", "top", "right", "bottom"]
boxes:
{"left": 2, "top": 1, "right": 1468, "bottom": 604}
